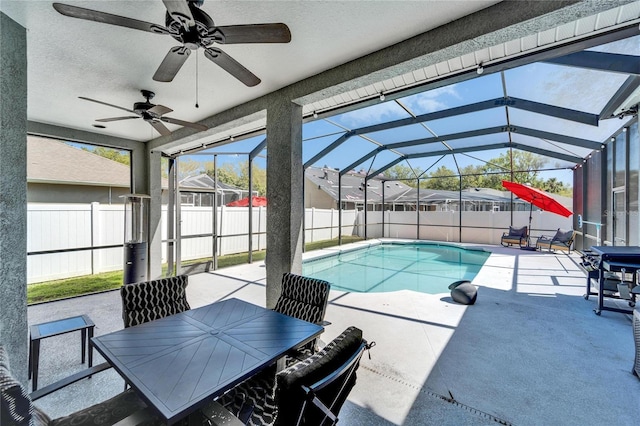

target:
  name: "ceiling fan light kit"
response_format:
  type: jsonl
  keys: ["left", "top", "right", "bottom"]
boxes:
{"left": 53, "top": 0, "right": 292, "bottom": 135}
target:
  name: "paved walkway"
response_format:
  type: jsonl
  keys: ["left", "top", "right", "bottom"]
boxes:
{"left": 27, "top": 242, "right": 640, "bottom": 425}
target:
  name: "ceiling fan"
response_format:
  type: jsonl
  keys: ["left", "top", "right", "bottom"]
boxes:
{"left": 53, "top": 1, "right": 291, "bottom": 86}
{"left": 80, "top": 90, "right": 208, "bottom": 136}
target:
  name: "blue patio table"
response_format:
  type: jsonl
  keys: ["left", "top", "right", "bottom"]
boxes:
{"left": 91, "top": 297, "right": 324, "bottom": 425}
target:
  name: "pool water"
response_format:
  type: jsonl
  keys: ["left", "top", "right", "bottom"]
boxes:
{"left": 302, "top": 243, "right": 489, "bottom": 294}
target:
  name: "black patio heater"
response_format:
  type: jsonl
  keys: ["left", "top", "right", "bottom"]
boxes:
{"left": 121, "top": 194, "right": 150, "bottom": 284}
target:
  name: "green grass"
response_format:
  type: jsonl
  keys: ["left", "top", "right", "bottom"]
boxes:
{"left": 27, "top": 236, "right": 363, "bottom": 304}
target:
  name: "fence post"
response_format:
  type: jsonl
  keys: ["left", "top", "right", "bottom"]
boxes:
{"left": 90, "top": 202, "right": 99, "bottom": 275}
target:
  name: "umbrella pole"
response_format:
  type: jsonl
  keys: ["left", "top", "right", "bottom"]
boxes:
{"left": 527, "top": 202, "right": 533, "bottom": 247}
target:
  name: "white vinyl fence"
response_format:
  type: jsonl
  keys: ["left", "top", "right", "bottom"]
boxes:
{"left": 27, "top": 203, "right": 573, "bottom": 284}
{"left": 27, "top": 203, "right": 360, "bottom": 284}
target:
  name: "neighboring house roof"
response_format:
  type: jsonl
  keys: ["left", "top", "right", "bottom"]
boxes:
{"left": 27, "top": 136, "right": 130, "bottom": 187}
{"left": 179, "top": 174, "right": 248, "bottom": 193}
{"left": 305, "top": 166, "right": 573, "bottom": 209}
{"left": 305, "top": 167, "right": 413, "bottom": 203}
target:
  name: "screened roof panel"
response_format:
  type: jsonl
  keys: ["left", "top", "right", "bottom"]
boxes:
{"left": 443, "top": 133, "right": 507, "bottom": 151}
{"left": 329, "top": 100, "right": 410, "bottom": 129}
{"left": 303, "top": 119, "right": 346, "bottom": 140}
{"left": 368, "top": 150, "right": 405, "bottom": 172}
{"left": 363, "top": 123, "right": 433, "bottom": 145}
{"left": 308, "top": 136, "right": 379, "bottom": 170}
{"left": 588, "top": 34, "right": 640, "bottom": 55}
{"left": 510, "top": 133, "right": 594, "bottom": 159}
{"left": 398, "top": 73, "right": 504, "bottom": 114}
{"left": 503, "top": 62, "right": 630, "bottom": 114}
{"left": 508, "top": 108, "right": 623, "bottom": 142}
{"left": 394, "top": 141, "right": 448, "bottom": 156}
{"left": 425, "top": 108, "right": 507, "bottom": 135}
{"left": 303, "top": 133, "right": 347, "bottom": 164}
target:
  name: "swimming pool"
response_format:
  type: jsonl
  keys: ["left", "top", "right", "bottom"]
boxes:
{"left": 302, "top": 242, "right": 489, "bottom": 294}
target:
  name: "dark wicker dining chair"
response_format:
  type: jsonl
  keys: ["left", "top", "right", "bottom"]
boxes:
{"left": 273, "top": 273, "right": 331, "bottom": 361}
{"left": 120, "top": 275, "right": 191, "bottom": 328}
{"left": 1, "top": 344, "right": 162, "bottom": 426}
{"left": 205, "top": 326, "right": 372, "bottom": 426}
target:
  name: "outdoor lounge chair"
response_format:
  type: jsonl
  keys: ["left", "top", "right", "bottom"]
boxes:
{"left": 206, "top": 326, "right": 372, "bottom": 426}
{"left": 120, "top": 275, "right": 191, "bottom": 328}
{"left": 535, "top": 228, "right": 575, "bottom": 253}
{"left": 500, "top": 226, "right": 529, "bottom": 248}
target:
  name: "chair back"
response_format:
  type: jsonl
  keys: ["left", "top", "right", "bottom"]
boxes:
{"left": 274, "top": 273, "right": 330, "bottom": 325}
{"left": 275, "top": 326, "right": 367, "bottom": 426}
{"left": 1, "top": 345, "right": 34, "bottom": 426}
{"left": 120, "top": 275, "right": 190, "bottom": 328}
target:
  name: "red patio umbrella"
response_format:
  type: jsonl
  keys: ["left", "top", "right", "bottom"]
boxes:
{"left": 225, "top": 196, "right": 267, "bottom": 207}
{"left": 502, "top": 180, "right": 572, "bottom": 234}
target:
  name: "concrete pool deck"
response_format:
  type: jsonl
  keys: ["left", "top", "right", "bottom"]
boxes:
{"left": 27, "top": 241, "right": 640, "bottom": 425}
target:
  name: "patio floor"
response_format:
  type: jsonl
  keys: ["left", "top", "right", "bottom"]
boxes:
{"left": 27, "top": 241, "right": 640, "bottom": 425}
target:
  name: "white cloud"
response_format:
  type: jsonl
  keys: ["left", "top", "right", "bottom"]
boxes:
{"left": 340, "top": 102, "right": 405, "bottom": 127}
{"left": 403, "top": 85, "right": 460, "bottom": 113}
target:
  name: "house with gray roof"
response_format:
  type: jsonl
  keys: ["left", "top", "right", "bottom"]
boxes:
{"left": 27, "top": 136, "right": 131, "bottom": 204}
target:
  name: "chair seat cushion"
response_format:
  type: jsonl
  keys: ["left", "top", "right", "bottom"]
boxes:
{"left": 50, "top": 389, "right": 155, "bottom": 426}
{"left": 275, "top": 327, "right": 363, "bottom": 426}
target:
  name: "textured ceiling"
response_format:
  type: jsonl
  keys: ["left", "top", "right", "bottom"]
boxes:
{"left": 0, "top": 0, "right": 500, "bottom": 142}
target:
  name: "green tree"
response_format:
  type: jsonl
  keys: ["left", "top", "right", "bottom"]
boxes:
{"left": 386, "top": 164, "right": 423, "bottom": 187}
{"left": 423, "top": 166, "right": 459, "bottom": 190}
{"left": 81, "top": 146, "right": 130, "bottom": 165}
{"left": 205, "top": 161, "right": 267, "bottom": 195}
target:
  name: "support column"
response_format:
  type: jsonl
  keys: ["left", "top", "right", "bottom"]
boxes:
{"left": 147, "top": 149, "right": 163, "bottom": 279}
{"left": 0, "top": 12, "right": 28, "bottom": 384}
{"left": 266, "top": 97, "right": 303, "bottom": 308}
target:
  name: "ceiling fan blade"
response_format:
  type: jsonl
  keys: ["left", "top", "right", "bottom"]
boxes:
{"left": 215, "top": 24, "right": 292, "bottom": 44}
{"left": 162, "top": 0, "right": 195, "bottom": 28}
{"left": 160, "top": 116, "right": 208, "bottom": 131}
{"left": 53, "top": 3, "right": 168, "bottom": 35}
{"left": 148, "top": 105, "right": 173, "bottom": 116}
{"left": 96, "top": 116, "right": 139, "bottom": 122}
{"left": 204, "top": 47, "right": 261, "bottom": 87}
{"left": 79, "top": 96, "right": 135, "bottom": 113}
{"left": 153, "top": 46, "right": 191, "bottom": 82}
{"left": 149, "top": 120, "right": 172, "bottom": 136}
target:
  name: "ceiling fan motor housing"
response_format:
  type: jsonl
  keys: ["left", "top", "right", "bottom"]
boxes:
{"left": 165, "top": 3, "right": 218, "bottom": 49}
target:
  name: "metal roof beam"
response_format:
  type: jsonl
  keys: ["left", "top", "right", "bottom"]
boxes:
{"left": 367, "top": 157, "right": 408, "bottom": 178}
{"left": 249, "top": 137, "right": 267, "bottom": 160}
{"left": 508, "top": 97, "right": 599, "bottom": 126}
{"left": 369, "top": 141, "right": 583, "bottom": 177}
{"left": 514, "top": 127, "right": 601, "bottom": 149}
{"left": 303, "top": 132, "right": 353, "bottom": 169}
{"left": 544, "top": 51, "right": 640, "bottom": 75}
{"left": 599, "top": 75, "right": 640, "bottom": 119}
{"left": 509, "top": 143, "right": 584, "bottom": 164}
{"left": 337, "top": 124, "right": 598, "bottom": 173}
{"left": 352, "top": 99, "right": 500, "bottom": 135}
{"left": 339, "top": 146, "right": 386, "bottom": 176}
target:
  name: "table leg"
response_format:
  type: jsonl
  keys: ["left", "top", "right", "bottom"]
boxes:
{"left": 596, "top": 269, "right": 604, "bottom": 315}
{"left": 28, "top": 337, "right": 33, "bottom": 379}
{"left": 32, "top": 339, "right": 40, "bottom": 391}
{"left": 81, "top": 328, "right": 86, "bottom": 364}
{"left": 88, "top": 326, "right": 94, "bottom": 368}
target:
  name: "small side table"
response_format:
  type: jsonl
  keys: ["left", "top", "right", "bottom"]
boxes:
{"left": 29, "top": 314, "right": 95, "bottom": 391}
